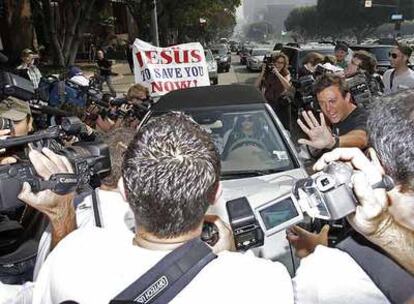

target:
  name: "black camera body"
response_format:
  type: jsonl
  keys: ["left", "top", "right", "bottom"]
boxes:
{"left": 346, "top": 73, "right": 372, "bottom": 108}
{"left": 293, "top": 75, "right": 318, "bottom": 112}
{"left": 0, "top": 71, "right": 35, "bottom": 101}
{"left": 226, "top": 197, "right": 264, "bottom": 251}
{"left": 263, "top": 54, "right": 273, "bottom": 72}
{"left": 0, "top": 117, "right": 111, "bottom": 212}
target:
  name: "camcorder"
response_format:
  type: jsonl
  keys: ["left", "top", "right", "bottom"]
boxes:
{"left": 263, "top": 54, "right": 274, "bottom": 74}
{"left": 292, "top": 75, "right": 318, "bottom": 112}
{"left": 0, "top": 116, "right": 111, "bottom": 213}
{"left": 225, "top": 162, "right": 394, "bottom": 251}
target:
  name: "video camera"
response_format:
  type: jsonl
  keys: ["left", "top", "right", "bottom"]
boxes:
{"left": 0, "top": 71, "right": 36, "bottom": 102}
{"left": 346, "top": 73, "right": 372, "bottom": 108}
{"left": 263, "top": 53, "right": 274, "bottom": 74}
{"left": 292, "top": 75, "right": 318, "bottom": 112}
{"left": 0, "top": 116, "right": 111, "bottom": 213}
{"left": 225, "top": 162, "right": 394, "bottom": 251}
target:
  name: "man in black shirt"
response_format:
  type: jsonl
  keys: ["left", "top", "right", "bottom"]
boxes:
{"left": 96, "top": 50, "right": 116, "bottom": 97}
{"left": 297, "top": 74, "right": 368, "bottom": 152}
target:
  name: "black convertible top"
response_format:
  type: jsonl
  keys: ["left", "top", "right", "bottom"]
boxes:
{"left": 151, "top": 85, "right": 266, "bottom": 112}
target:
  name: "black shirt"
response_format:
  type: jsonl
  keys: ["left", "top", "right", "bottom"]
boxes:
{"left": 96, "top": 58, "right": 112, "bottom": 76}
{"left": 332, "top": 106, "right": 367, "bottom": 136}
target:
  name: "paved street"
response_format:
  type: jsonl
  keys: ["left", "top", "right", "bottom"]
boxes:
{"left": 218, "top": 54, "right": 260, "bottom": 86}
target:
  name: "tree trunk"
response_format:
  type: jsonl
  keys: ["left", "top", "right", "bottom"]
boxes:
{"left": 66, "top": 0, "right": 96, "bottom": 66}
{"left": 0, "top": 0, "right": 34, "bottom": 64}
{"left": 62, "top": 3, "right": 83, "bottom": 62}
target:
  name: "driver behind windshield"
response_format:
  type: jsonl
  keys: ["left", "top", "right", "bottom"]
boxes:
{"left": 222, "top": 114, "right": 275, "bottom": 158}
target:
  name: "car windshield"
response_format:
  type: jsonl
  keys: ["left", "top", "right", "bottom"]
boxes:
{"left": 368, "top": 47, "right": 392, "bottom": 61}
{"left": 204, "top": 50, "right": 213, "bottom": 61}
{"left": 182, "top": 108, "right": 296, "bottom": 179}
{"left": 252, "top": 49, "right": 268, "bottom": 56}
{"left": 212, "top": 48, "right": 228, "bottom": 56}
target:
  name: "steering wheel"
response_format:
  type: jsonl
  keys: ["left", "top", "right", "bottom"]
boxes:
{"left": 226, "top": 138, "right": 268, "bottom": 154}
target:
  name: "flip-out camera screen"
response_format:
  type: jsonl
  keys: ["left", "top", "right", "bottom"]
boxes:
{"left": 259, "top": 197, "right": 299, "bottom": 230}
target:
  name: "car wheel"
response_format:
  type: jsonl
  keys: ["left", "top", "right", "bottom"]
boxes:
{"left": 212, "top": 78, "right": 218, "bottom": 85}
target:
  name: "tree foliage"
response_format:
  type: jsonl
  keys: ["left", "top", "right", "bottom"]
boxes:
{"left": 125, "top": 0, "right": 240, "bottom": 45}
{"left": 285, "top": 0, "right": 412, "bottom": 42}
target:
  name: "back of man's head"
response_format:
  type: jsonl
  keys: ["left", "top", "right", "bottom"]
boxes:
{"left": 368, "top": 90, "right": 414, "bottom": 192}
{"left": 122, "top": 112, "right": 221, "bottom": 238}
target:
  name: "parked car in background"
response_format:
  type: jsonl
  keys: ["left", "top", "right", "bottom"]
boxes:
{"left": 350, "top": 44, "right": 413, "bottom": 74}
{"left": 281, "top": 43, "right": 335, "bottom": 80}
{"left": 211, "top": 44, "right": 231, "bottom": 73}
{"left": 247, "top": 48, "right": 270, "bottom": 71}
{"left": 145, "top": 85, "right": 308, "bottom": 272}
{"left": 204, "top": 48, "right": 218, "bottom": 85}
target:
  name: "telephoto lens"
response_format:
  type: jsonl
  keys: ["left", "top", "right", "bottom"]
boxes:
{"left": 0, "top": 117, "right": 12, "bottom": 130}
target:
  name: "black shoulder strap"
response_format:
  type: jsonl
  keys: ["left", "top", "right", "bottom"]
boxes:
{"left": 110, "top": 238, "right": 217, "bottom": 304}
{"left": 337, "top": 233, "right": 414, "bottom": 304}
{"left": 91, "top": 189, "right": 102, "bottom": 228}
{"left": 389, "top": 70, "right": 396, "bottom": 90}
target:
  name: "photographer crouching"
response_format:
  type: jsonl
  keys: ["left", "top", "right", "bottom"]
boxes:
{"left": 255, "top": 52, "right": 292, "bottom": 130}
{"left": 289, "top": 90, "right": 414, "bottom": 304}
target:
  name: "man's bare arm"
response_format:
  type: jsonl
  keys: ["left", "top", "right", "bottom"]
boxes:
{"left": 339, "top": 129, "right": 368, "bottom": 149}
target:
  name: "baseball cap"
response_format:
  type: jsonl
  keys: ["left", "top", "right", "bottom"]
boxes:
{"left": 68, "top": 66, "right": 83, "bottom": 78}
{"left": 0, "top": 97, "right": 31, "bottom": 121}
{"left": 21, "top": 48, "right": 35, "bottom": 58}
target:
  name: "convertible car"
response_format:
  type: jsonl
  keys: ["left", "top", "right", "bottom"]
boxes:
{"left": 143, "top": 85, "right": 309, "bottom": 273}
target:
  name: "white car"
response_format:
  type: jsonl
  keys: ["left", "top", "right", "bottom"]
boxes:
{"left": 247, "top": 48, "right": 270, "bottom": 71}
{"left": 143, "top": 85, "right": 309, "bottom": 273}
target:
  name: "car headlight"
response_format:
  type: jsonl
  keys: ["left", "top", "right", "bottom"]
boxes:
{"left": 220, "top": 56, "right": 228, "bottom": 62}
{"left": 252, "top": 58, "right": 259, "bottom": 63}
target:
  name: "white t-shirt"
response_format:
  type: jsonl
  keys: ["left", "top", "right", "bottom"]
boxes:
{"left": 383, "top": 68, "right": 414, "bottom": 95}
{"left": 32, "top": 228, "right": 294, "bottom": 304}
{"left": 33, "top": 189, "right": 134, "bottom": 280}
{"left": 293, "top": 245, "right": 390, "bottom": 304}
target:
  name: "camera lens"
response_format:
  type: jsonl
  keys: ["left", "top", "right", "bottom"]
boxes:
{"left": 0, "top": 118, "right": 12, "bottom": 130}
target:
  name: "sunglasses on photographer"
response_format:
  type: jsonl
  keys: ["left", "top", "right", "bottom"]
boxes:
{"left": 389, "top": 52, "right": 399, "bottom": 59}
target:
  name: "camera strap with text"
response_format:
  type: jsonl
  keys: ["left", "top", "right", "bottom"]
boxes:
{"left": 337, "top": 232, "right": 414, "bottom": 304}
{"left": 110, "top": 238, "right": 217, "bottom": 304}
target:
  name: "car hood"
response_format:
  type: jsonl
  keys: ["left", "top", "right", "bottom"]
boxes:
{"left": 208, "top": 168, "right": 308, "bottom": 262}
{"left": 209, "top": 168, "right": 307, "bottom": 218}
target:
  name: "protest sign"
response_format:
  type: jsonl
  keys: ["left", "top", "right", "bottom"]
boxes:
{"left": 133, "top": 39, "right": 210, "bottom": 97}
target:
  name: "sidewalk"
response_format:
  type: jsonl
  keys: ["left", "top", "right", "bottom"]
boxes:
{"left": 95, "top": 61, "right": 135, "bottom": 96}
